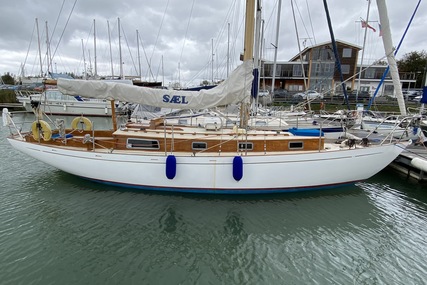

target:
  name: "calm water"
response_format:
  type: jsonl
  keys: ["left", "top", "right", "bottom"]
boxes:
{"left": 1, "top": 115, "right": 427, "bottom": 284}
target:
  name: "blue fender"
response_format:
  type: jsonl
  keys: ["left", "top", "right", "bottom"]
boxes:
{"left": 166, "top": 155, "right": 176, "bottom": 179}
{"left": 233, "top": 156, "right": 243, "bottom": 181}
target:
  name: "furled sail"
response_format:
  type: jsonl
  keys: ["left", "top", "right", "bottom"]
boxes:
{"left": 58, "top": 60, "right": 253, "bottom": 109}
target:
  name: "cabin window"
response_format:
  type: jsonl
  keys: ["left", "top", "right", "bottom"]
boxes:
{"left": 127, "top": 138, "right": 159, "bottom": 149}
{"left": 343, "top": 48, "right": 352, "bottom": 58}
{"left": 178, "top": 119, "right": 188, "bottom": 125}
{"left": 289, "top": 141, "right": 304, "bottom": 149}
{"left": 238, "top": 142, "right": 253, "bottom": 151}
{"left": 192, "top": 142, "right": 207, "bottom": 150}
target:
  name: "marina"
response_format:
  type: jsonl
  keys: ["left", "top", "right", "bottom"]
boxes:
{"left": 1, "top": 0, "right": 427, "bottom": 283}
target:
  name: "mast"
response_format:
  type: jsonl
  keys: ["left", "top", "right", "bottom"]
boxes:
{"left": 107, "top": 20, "right": 114, "bottom": 78}
{"left": 367, "top": 0, "right": 421, "bottom": 111}
{"left": 211, "top": 38, "right": 214, "bottom": 84}
{"left": 137, "top": 30, "right": 142, "bottom": 81}
{"left": 323, "top": 0, "right": 350, "bottom": 110}
{"left": 291, "top": 0, "right": 310, "bottom": 111}
{"left": 45, "top": 21, "right": 52, "bottom": 75}
{"left": 227, "top": 23, "right": 230, "bottom": 78}
{"left": 81, "top": 39, "right": 87, "bottom": 79}
{"left": 118, "top": 18, "right": 124, "bottom": 79}
{"left": 356, "top": 0, "right": 372, "bottom": 102}
{"left": 93, "top": 19, "right": 97, "bottom": 77}
{"left": 162, "top": 54, "right": 165, "bottom": 86}
{"left": 271, "top": 0, "right": 281, "bottom": 95}
{"left": 252, "top": 0, "right": 262, "bottom": 114}
{"left": 240, "top": 0, "right": 256, "bottom": 128}
{"left": 260, "top": 20, "right": 265, "bottom": 95}
{"left": 35, "top": 18, "right": 43, "bottom": 77}
{"left": 243, "top": 0, "right": 255, "bottom": 62}
{"left": 88, "top": 50, "right": 92, "bottom": 77}
{"left": 162, "top": 55, "right": 164, "bottom": 87}
{"left": 376, "top": 0, "right": 406, "bottom": 115}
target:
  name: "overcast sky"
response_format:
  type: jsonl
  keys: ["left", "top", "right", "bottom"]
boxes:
{"left": 0, "top": 0, "right": 425, "bottom": 87}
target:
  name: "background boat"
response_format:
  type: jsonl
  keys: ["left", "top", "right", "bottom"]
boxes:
{"left": 16, "top": 89, "right": 125, "bottom": 117}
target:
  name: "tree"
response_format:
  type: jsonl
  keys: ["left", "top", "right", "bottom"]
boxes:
{"left": 373, "top": 59, "right": 387, "bottom": 65}
{"left": 1, "top": 73, "right": 15, "bottom": 85}
{"left": 397, "top": 50, "right": 427, "bottom": 87}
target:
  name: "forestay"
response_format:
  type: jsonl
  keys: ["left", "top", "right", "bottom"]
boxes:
{"left": 58, "top": 60, "right": 253, "bottom": 110}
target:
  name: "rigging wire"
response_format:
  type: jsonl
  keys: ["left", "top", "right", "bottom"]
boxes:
{"left": 177, "top": 0, "right": 196, "bottom": 86}
{"left": 50, "top": 0, "right": 66, "bottom": 47}
{"left": 261, "top": 0, "right": 278, "bottom": 61}
{"left": 210, "top": 0, "right": 243, "bottom": 82}
{"left": 77, "top": 21, "right": 94, "bottom": 77}
{"left": 21, "top": 21, "right": 36, "bottom": 77}
{"left": 51, "top": 0, "right": 78, "bottom": 62}
{"left": 304, "top": 0, "right": 316, "bottom": 45}
{"left": 294, "top": 0, "right": 315, "bottom": 48}
{"left": 179, "top": 0, "right": 196, "bottom": 64}
{"left": 150, "top": 0, "right": 170, "bottom": 67}
{"left": 182, "top": 0, "right": 243, "bottom": 87}
{"left": 154, "top": 58, "right": 162, "bottom": 83}
{"left": 121, "top": 27, "right": 137, "bottom": 77}
{"left": 137, "top": 32, "right": 155, "bottom": 81}
{"left": 214, "top": 0, "right": 244, "bottom": 77}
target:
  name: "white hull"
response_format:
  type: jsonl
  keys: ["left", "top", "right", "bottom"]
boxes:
{"left": 7, "top": 137, "right": 406, "bottom": 194}
{"left": 19, "top": 98, "right": 113, "bottom": 117}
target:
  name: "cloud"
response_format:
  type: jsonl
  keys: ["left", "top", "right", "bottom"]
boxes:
{"left": 1, "top": 0, "right": 426, "bottom": 87}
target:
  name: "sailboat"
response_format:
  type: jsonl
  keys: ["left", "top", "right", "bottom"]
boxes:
{"left": 16, "top": 86, "right": 131, "bottom": 117}
{"left": 4, "top": 0, "right": 410, "bottom": 194}
{"left": 349, "top": 0, "right": 421, "bottom": 139}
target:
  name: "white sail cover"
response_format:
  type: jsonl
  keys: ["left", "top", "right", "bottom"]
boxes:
{"left": 58, "top": 60, "right": 253, "bottom": 109}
